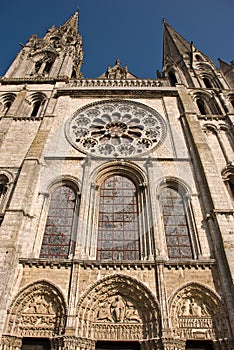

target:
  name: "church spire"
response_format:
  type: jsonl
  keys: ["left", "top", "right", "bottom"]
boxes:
{"left": 5, "top": 11, "right": 84, "bottom": 80}
{"left": 218, "top": 58, "right": 234, "bottom": 88}
{"left": 163, "top": 21, "right": 191, "bottom": 66}
{"left": 45, "top": 11, "right": 80, "bottom": 43}
{"left": 162, "top": 21, "right": 227, "bottom": 89}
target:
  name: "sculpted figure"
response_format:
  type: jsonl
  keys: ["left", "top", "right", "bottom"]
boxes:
{"left": 190, "top": 298, "right": 202, "bottom": 317}
{"left": 111, "top": 296, "right": 125, "bottom": 322}
{"left": 97, "top": 301, "right": 112, "bottom": 322}
{"left": 180, "top": 299, "right": 191, "bottom": 316}
{"left": 125, "top": 302, "right": 140, "bottom": 322}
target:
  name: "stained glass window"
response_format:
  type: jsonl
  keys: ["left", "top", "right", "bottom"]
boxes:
{"left": 97, "top": 175, "right": 140, "bottom": 260}
{"left": 161, "top": 187, "right": 193, "bottom": 259}
{"left": 40, "top": 185, "right": 77, "bottom": 258}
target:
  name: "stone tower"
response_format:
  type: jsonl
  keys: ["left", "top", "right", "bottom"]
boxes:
{"left": 0, "top": 13, "right": 234, "bottom": 350}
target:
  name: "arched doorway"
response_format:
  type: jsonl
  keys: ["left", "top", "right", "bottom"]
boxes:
{"left": 3, "top": 281, "right": 66, "bottom": 350}
{"left": 169, "top": 283, "right": 231, "bottom": 342}
{"left": 76, "top": 274, "right": 160, "bottom": 346}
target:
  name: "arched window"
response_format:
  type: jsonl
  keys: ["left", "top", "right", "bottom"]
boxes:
{"left": 40, "top": 185, "right": 78, "bottom": 258}
{"left": 1, "top": 93, "right": 16, "bottom": 115}
{"left": 43, "top": 59, "right": 54, "bottom": 74}
{"left": 0, "top": 174, "right": 9, "bottom": 209}
{"left": 168, "top": 71, "right": 178, "bottom": 87}
{"left": 30, "top": 93, "right": 46, "bottom": 117}
{"left": 97, "top": 175, "right": 140, "bottom": 260}
{"left": 196, "top": 98, "right": 207, "bottom": 115}
{"left": 31, "top": 101, "right": 41, "bottom": 117}
{"left": 196, "top": 95, "right": 222, "bottom": 116}
{"left": 161, "top": 186, "right": 193, "bottom": 259}
{"left": 203, "top": 77, "right": 213, "bottom": 88}
{"left": 210, "top": 99, "right": 222, "bottom": 115}
{"left": 35, "top": 60, "right": 43, "bottom": 73}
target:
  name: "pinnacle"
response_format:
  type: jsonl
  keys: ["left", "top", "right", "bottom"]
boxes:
{"left": 63, "top": 11, "right": 79, "bottom": 31}
{"left": 218, "top": 58, "right": 233, "bottom": 74}
{"left": 45, "top": 11, "right": 79, "bottom": 39}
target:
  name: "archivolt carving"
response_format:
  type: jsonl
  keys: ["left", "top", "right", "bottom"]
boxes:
{"left": 169, "top": 283, "right": 229, "bottom": 340}
{"left": 5, "top": 281, "right": 66, "bottom": 337}
{"left": 77, "top": 274, "right": 159, "bottom": 341}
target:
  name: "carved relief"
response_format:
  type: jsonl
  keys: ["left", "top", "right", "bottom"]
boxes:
{"left": 66, "top": 100, "right": 167, "bottom": 158}
{"left": 96, "top": 295, "right": 141, "bottom": 323}
{"left": 77, "top": 274, "right": 159, "bottom": 341}
{"left": 5, "top": 281, "right": 66, "bottom": 338}
{"left": 170, "top": 284, "right": 229, "bottom": 341}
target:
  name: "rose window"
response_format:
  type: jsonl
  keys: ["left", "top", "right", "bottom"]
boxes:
{"left": 65, "top": 101, "right": 166, "bottom": 157}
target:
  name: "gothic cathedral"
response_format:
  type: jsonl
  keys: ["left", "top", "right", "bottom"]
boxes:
{"left": 0, "top": 11, "right": 234, "bottom": 350}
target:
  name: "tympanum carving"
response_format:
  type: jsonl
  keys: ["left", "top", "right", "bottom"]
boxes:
{"left": 77, "top": 274, "right": 159, "bottom": 341}
{"left": 96, "top": 295, "right": 141, "bottom": 323}
{"left": 170, "top": 284, "right": 229, "bottom": 340}
{"left": 6, "top": 281, "right": 66, "bottom": 337}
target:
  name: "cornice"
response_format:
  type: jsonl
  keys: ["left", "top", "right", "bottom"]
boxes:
{"left": 19, "top": 258, "right": 215, "bottom": 270}
{"left": 55, "top": 87, "right": 178, "bottom": 98}
{"left": 0, "top": 76, "right": 69, "bottom": 85}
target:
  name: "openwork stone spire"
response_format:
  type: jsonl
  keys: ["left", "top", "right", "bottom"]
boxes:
{"left": 5, "top": 11, "right": 84, "bottom": 79}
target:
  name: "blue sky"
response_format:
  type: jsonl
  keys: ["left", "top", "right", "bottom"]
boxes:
{"left": 1, "top": 0, "right": 234, "bottom": 79}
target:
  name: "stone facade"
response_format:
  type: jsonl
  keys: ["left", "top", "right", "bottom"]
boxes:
{"left": 0, "top": 12, "right": 234, "bottom": 350}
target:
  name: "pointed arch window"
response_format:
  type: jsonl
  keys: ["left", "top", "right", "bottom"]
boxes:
{"left": 97, "top": 175, "right": 140, "bottom": 260}
{"left": 161, "top": 186, "right": 193, "bottom": 259}
{"left": 40, "top": 185, "right": 78, "bottom": 258}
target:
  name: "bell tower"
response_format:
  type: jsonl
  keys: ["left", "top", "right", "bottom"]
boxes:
{"left": 163, "top": 21, "right": 228, "bottom": 90}
{"left": 4, "top": 11, "right": 83, "bottom": 80}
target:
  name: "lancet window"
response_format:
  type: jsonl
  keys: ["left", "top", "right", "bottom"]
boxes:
{"left": 161, "top": 186, "right": 193, "bottom": 259}
{"left": 40, "top": 184, "right": 79, "bottom": 258}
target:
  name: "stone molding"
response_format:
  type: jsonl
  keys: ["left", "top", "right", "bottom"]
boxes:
{"left": 19, "top": 258, "right": 215, "bottom": 270}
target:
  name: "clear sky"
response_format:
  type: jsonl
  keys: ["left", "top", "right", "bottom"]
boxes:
{"left": 0, "top": 0, "right": 234, "bottom": 79}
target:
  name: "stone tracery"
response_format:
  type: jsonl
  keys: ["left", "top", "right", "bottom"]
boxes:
{"left": 66, "top": 100, "right": 167, "bottom": 158}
